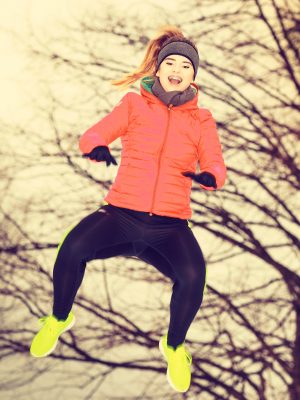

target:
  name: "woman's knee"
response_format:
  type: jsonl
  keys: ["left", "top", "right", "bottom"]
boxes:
{"left": 55, "top": 222, "right": 78, "bottom": 257}
{"left": 55, "top": 227, "right": 92, "bottom": 264}
{"left": 179, "top": 264, "right": 206, "bottom": 289}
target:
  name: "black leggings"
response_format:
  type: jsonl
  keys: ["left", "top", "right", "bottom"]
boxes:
{"left": 52, "top": 204, "right": 207, "bottom": 348}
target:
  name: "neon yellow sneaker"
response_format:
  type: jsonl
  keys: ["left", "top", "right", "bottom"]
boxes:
{"left": 159, "top": 334, "right": 192, "bottom": 393}
{"left": 30, "top": 312, "right": 75, "bottom": 358}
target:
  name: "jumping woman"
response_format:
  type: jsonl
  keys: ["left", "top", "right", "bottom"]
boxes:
{"left": 30, "top": 25, "right": 227, "bottom": 393}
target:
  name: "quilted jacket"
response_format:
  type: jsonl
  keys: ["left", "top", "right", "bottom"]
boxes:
{"left": 79, "top": 76, "right": 227, "bottom": 219}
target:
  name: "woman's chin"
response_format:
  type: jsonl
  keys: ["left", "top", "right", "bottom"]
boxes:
{"left": 164, "top": 83, "right": 183, "bottom": 92}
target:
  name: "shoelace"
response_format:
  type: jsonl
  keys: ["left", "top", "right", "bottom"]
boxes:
{"left": 38, "top": 315, "right": 59, "bottom": 332}
{"left": 170, "top": 346, "right": 192, "bottom": 365}
{"left": 185, "top": 351, "right": 192, "bottom": 365}
{"left": 38, "top": 316, "right": 49, "bottom": 324}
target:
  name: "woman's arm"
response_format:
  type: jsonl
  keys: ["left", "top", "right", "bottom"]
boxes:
{"left": 79, "top": 93, "right": 130, "bottom": 155}
{"left": 197, "top": 109, "right": 227, "bottom": 191}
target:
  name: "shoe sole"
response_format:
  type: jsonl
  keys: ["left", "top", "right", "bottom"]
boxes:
{"left": 159, "top": 337, "right": 189, "bottom": 393}
{"left": 31, "top": 316, "right": 76, "bottom": 358}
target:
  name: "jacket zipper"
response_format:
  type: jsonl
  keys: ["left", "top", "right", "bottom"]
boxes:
{"left": 149, "top": 104, "right": 173, "bottom": 216}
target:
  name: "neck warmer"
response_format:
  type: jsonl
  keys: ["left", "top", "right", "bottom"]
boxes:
{"left": 151, "top": 76, "right": 196, "bottom": 107}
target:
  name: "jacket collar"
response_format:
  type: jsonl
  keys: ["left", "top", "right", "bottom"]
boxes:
{"left": 140, "top": 76, "right": 200, "bottom": 111}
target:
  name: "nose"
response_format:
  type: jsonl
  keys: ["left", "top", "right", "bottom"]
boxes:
{"left": 172, "top": 64, "right": 180, "bottom": 73}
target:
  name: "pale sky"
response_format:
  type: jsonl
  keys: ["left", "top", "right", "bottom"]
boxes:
{"left": 0, "top": 0, "right": 183, "bottom": 125}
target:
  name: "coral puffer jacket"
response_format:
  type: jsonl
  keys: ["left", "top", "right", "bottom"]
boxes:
{"left": 79, "top": 76, "right": 227, "bottom": 219}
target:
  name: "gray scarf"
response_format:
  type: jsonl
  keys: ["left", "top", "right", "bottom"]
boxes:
{"left": 151, "top": 76, "right": 196, "bottom": 107}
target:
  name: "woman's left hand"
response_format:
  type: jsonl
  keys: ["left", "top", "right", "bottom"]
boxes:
{"left": 182, "top": 171, "right": 217, "bottom": 189}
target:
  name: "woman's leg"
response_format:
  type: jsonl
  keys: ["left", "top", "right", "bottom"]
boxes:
{"left": 144, "top": 224, "right": 206, "bottom": 349}
{"left": 52, "top": 206, "right": 133, "bottom": 320}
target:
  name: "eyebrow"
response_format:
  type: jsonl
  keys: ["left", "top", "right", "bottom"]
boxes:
{"left": 164, "top": 57, "right": 192, "bottom": 65}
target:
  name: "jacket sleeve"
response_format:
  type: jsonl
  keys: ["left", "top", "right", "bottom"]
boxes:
{"left": 79, "top": 93, "right": 130, "bottom": 155}
{"left": 197, "top": 109, "right": 227, "bottom": 191}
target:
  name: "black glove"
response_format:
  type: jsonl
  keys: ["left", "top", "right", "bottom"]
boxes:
{"left": 182, "top": 171, "right": 217, "bottom": 189}
{"left": 82, "top": 146, "right": 117, "bottom": 166}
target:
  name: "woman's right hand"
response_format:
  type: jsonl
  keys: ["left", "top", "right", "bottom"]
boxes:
{"left": 82, "top": 146, "right": 118, "bottom": 166}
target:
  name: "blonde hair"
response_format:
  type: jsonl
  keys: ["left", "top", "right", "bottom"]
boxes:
{"left": 110, "top": 25, "right": 198, "bottom": 91}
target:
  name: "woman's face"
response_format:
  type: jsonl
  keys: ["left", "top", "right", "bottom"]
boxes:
{"left": 155, "top": 54, "right": 194, "bottom": 92}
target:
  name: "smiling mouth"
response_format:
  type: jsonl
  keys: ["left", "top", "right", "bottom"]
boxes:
{"left": 168, "top": 77, "right": 182, "bottom": 85}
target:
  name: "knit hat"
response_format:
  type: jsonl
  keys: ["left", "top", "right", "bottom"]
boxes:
{"left": 156, "top": 40, "right": 200, "bottom": 80}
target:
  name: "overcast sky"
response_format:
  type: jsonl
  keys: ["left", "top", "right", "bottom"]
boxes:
{"left": 0, "top": 0, "right": 184, "bottom": 125}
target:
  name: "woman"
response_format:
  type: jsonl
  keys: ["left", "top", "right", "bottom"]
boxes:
{"left": 30, "top": 25, "right": 227, "bottom": 393}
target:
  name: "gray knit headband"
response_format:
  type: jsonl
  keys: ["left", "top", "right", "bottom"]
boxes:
{"left": 156, "top": 41, "right": 199, "bottom": 80}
